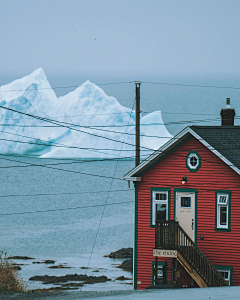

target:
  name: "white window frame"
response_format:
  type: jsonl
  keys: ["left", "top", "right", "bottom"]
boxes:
{"left": 152, "top": 191, "right": 168, "bottom": 226}
{"left": 217, "top": 269, "right": 231, "bottom": 285}
{"left": 187, "top": 153, "right": 200, "bottom": 170}
{"left": 217, "top": 193, "right": 229, "bottom": 229}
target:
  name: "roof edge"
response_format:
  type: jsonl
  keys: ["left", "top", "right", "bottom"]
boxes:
{"left": 122, "top": 126, "right": 191, "bottom": 179}
{"left": 188, "top": 127, "right": 240, "bottom": 176}
{"left": 123, "top": 126, "right": 240, "bottom": 180}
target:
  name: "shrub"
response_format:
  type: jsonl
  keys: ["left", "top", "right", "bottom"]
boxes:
{"left": 0, "top": 251, "right": 25, "bottom": 293}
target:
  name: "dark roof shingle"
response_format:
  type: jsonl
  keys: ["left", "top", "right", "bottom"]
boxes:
{"left": 190, "top": 125, "right": 240, "bottom": 170}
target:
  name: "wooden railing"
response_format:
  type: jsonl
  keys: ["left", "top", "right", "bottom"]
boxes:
{"left": 155, "top": 220, "right": 228, "bottom": 287}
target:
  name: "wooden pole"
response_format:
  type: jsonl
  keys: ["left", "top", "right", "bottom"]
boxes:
{"left": 135, "top": 81, "right": 141, "bottom": 167}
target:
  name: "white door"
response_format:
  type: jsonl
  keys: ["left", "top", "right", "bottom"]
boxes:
{"left": 176, "top": 192, "right": 195, "bottom": 242}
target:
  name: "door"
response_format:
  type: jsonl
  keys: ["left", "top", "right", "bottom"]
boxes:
{"left": 176, "top": 192, "right": 195, "bottom": 242}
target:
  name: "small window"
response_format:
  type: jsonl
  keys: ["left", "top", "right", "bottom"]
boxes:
{"left": 152, "top": 261, "right": 167, "bottom": 285}
{"left": 215, "top": 191, "right": 231, "bottom": 230}
{"left": 151, "top": 189, "right": 169, "bottom": 226}
{"left": 181, "top": 196, "right": 191, "bottom": 208}
{"left": 186, "top": 151, "right": 201, "bottom": 172}
{"left": 215, "top": 266, "right": 233, "bottom": 285}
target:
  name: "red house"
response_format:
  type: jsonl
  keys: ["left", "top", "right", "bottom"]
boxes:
{"left": 123, "top": 99, "right": 240, "bottom": 289}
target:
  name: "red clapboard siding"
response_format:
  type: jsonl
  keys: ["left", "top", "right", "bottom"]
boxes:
{"left": 136, "top": 136, "right": 240, "bottom": 289}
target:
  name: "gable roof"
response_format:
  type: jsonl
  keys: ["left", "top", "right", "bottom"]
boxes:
{"left": 123, "top": 125, "right": 240, "bottom": 181}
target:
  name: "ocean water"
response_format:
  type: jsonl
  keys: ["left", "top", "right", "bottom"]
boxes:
{"left": 0, "top": 156, "right": 135, "bottom": 290}
{"left": 1, "top": 72, "right": 240, "bottom": 290}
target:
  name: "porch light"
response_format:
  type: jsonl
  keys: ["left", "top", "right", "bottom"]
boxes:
{"left": 182, "top": 176, "right": 187, "bottom": 184}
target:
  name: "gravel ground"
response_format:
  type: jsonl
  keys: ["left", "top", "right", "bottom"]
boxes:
{"left": 1, "top": 286, "right": 240, "bottom": 300}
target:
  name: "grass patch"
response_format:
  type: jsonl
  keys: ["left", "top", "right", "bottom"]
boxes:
{"left": 0, "top": 251, "right": 26, "bottom": 293}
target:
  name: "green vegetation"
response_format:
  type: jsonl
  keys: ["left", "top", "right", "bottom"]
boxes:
{"left": 0, "top": 251, "right": 25, "bottom": 293}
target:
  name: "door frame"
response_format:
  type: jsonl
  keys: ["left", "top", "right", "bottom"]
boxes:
{"left": 174, "top": 188, "right": 198, "bottom": 244}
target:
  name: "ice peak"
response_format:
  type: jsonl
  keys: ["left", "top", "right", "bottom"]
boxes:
{"left": 28, "top": 67, "right": 46, "bottom": 80}
{"left": 0, "top": 68, "right": 57, "bottom": 103}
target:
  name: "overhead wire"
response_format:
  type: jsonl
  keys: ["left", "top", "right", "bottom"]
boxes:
{"left": 0, "top": 117, "right": 222, "bottom": 128}
{"left": 0, "top": 104, "right": 154, "bottom": 151}
{"left": 0, "top": 81, "right": 134, "bottom": 93}
{"left": 83, "top": 96, "right": 137, "bottom": 280}
{"left": 141, "top": 81, "right": 240, "bottom": 90}
{"left": 0, "top": 155, "right": 125, "bottom": 180}
{"left": 0, "top": 189, "right": 133, "bottom": 199}
{"left": 0, "top": 199, "right": 135, "bottom": 216}
{"left": 1, "top": 80, "right": 240, "bottom": 92}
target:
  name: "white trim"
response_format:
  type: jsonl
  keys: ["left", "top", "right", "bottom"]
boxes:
{"left": 152, "top": 190, "right": 168, "bottom": 225}
{"left": 122, "top": 177, "right": 141, "bottom": 182}
{"left": 123, "top": 127, "right": 190, "bottom": 179}
{"left": 175, "top": 191, "right": 196, "bottom": 242}
{"left": 217, "top": 269, "right": 231, "bottom": 285}
{"left": 122, "top": 126, "right": 240, "bottom": 180}
{"left": 187, "top": 153, "right": 199, "bottom": 170}
{"left": 216, "top": 192, "right": 229, "bottom": 229}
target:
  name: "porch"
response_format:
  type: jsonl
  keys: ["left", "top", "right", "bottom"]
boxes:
{"left": 153, "top": 220, "right": 228, "bottom": 287}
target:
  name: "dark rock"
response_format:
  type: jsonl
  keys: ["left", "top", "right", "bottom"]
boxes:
{"left": 13, "top": 265, "right": 22, "bottom": 270}
{"left": 32, "top": 260, "right": 55, "bottom": 264}
{"left": 80, "top": 266, "right": 89, "bottom": 269}
{"left": 59, "top": 282, "right": 83, "bottom": 287}
{"left": 115, "top": 276, "right": 132, "bottom": 281}
{"left": 117, "top": 258, "right": 133, "bottom": 272}
{"left": 8, "top": 256, "right": 34, "bottom": 260}
{"left": 42, "top": 260, "right": 55, "bottom": 264}
{"left": 48, "top": 264, "right": 71, "bottom": 269}
{"left": 29, "top": 274, "right": 111, "bottom": 285}
{"left": 105, "top": 248, "right": 133, "bottom": 259}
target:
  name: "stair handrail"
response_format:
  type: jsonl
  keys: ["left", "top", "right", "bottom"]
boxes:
{"left": 155, "top": 220, "right": 228, "bottom": 287}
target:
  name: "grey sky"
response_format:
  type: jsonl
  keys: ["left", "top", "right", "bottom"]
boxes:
{"left": 1, "top": 0, "right": 240, "bottom": 76}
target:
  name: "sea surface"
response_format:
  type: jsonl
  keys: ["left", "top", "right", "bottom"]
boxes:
{"left": 1, "top": 72, "right": 240, "bottom": 290}
{"left": 0, "top": 156, "right": 135, "bottom": 290}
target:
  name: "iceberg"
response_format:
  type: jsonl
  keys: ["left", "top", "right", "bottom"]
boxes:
{"left": 0, "top": 68, "right": 172, "bottom": 158}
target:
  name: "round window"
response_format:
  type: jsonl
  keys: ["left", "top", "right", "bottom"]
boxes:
{"left": 186, "top": 151, "right": 201, "bottom": 172}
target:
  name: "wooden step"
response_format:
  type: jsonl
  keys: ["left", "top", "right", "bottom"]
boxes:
{"left": 177, "top": 252, "right": 208, "bottom": 288}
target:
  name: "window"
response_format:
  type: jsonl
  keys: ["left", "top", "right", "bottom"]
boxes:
{"left": 152, "top": 261, "right": 167, "bottom": 285}
{"left": 180, "top": 196, "right": 191, "bottom": 208}
{"left": 186, "top": 151, "right": 201, "bottom": 172}
{"left": 151, "top": 189, "right": 170, "bottom": 226}
{"left": 215, "top": 266, "right": 233, "bottom": 285}
{"left": 215, "top": 191, "right": 231, "bottom": 231}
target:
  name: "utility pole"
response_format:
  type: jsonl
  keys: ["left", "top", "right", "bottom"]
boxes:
{"left": 135, "top": 81, "right": 141, "bottom": 167}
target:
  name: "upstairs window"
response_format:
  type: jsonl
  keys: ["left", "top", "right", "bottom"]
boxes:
{"left": 215, "top": 191, "right": 231, "bottom": 231}
{"left": 186, "top": 151, "right": 201, "bottom": 172}
{"left": 151, "top": 189, "right": 170, "bottom": 227}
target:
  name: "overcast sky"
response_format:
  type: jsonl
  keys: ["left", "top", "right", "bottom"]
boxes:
{"left": 1, "top": 0, "right": 240, "bottom": 77}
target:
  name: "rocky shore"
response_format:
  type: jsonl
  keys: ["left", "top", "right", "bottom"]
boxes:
{"left": 8, "top": 248, "right": 133, "bottom": 292}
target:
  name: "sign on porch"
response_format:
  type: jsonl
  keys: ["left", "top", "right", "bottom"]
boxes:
{"left": 153, "top": 249, "right": 177, "bottom": 258}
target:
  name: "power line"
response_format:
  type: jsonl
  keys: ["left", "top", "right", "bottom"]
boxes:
{"left": 0, "top": 189, "right": 132, "bottom": 199}
{"left": 2, "top": 111, "right": 134, "bottom": 120}
{"left": 0, "top": 118, "right": 222, "bottom": 128}
{"left": 83, "top": 98, "right": 136, "bottom": 283}
{"left": 0, "top": 199, "right": 134, "bottom": 216}
{"left": 0, "top": 156, "right": 124, "bottom": 180}
{"left": 141, "top": 81, "right": 240, "bottom": 90}
{"left": 0, "top": 152, "right": 138, "bottom": 163}
{"left": 1, "top": 80, "right": 240, "bottom": 93}
{"left": 0, "top": 137, "right": 150, "bottom": 152}
{"left": 0, "top": 81, "right": 134, "bottom": 93}
{"left": 0, "top": 104, "right": 154, "bottom": 152}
